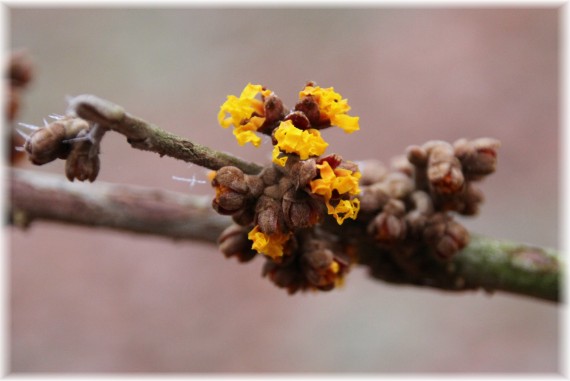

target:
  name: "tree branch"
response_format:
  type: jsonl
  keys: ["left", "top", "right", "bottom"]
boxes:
{"left": 67, "top": 94, "right": 263, "bottom": 175}
{"left": 9, "top": 168, "right": 229, "bottom": 243}
{"left": 9, "top": 168, "right": 561, "bottom": 303}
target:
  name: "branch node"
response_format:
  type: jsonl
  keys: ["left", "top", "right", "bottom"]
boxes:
{"left": 67, "top": 94, "right": 125, "bottom": 126}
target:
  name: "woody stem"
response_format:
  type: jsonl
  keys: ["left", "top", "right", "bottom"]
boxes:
{"left": 67, "top": 94, "right": 263, "bottom": 175}
{"left": 9, "top": 168, "right": 561, "bottom": 303}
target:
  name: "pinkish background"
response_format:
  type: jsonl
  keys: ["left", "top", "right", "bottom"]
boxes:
{"left": 9, "top": 8, "right": 559, "bottom": 373}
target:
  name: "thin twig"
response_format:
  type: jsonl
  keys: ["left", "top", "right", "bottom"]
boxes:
{"left": 67, "top": 94, "right": 263, "bottom": 175}
{"left": 9, "top": 168, "right": 561, "bottom": 302}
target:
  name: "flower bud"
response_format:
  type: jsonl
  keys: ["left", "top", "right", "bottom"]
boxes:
{"left": 65, "top": 146, "right": 100, "bottom": 182}
{"left": 212, "top": 166, "right": 247, "bottom": 194}
{"left": 284, "top": 111, "right": 311, "bottom": 130}
{"left": 406, "top": 145, "right": 428, "bottom": 167}
{"left": 24, "top": 122, "right": 69, "bottom": 165}
{"left": 289, "top": 158, "right": 317, "bottom": 189}
{"left": 263, "top": 94, "right": 285, "bottom": 126}
{"left": 358, "top": 184, "right": 390, "bottom": 214}
{"left": 262, "top": 260, "right": 307, "bottom": 294}
{"left": 212, "top": 189, "right": 246, "bottom": 214}
{"left": 294, "top": 95, "right": 321, "bottom": 127}
{"left": 9, "top": 50, "right": 33, "bottom": 86}
{"left": 282, "top": 190, "right": 321, "bottom": 229}
{"left": 358, "top": 160, "right": 387, "bottom": 186}
{"left": 426, "top": 141, "right": 464, "bottom": 195}
{"left": 423, "top": 213, "right": 469, "bottom": 259}
{"left": 454, "top": 138, "right": 500, "bottom": 180}
{"left": 368, "top": 199, "right": 407, "bottom": 244}
{"left": 218, "top": 224, "right": 257, "bottom": 263}
{"left": 255, "top": 196, "right": 283, "bottom": 235}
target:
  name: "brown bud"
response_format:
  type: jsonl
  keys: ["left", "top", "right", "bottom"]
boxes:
{"left": 358, "top": 184, "right": 390, "bottom": 214}
{"left": 426, "top": 141, "right": 464, "bottom": 195}
{"left": 423, "top": 213, "right": 469, "bottom": 259}
{"left": 24, "top": 122, "right": 69, "bottom": 165}
{"left": 8, "top": 50, "right": 34, "bottom": 89}
{"left": 22, "top": 117, "right": 92, "bottom": 165}
{"left": 282, "top": 191, "right": 321, "bottom": 229}
{"left": 300, "top": 238, "right": 346, "bottom": 291}
{"left": 454, "top": 138, "right": 500, "bottom": 180}
{"left": 406, "top": 145, "right": 428, "bottom": 167}
{"left": 263, "top": 94, "right": 285, "bottom": 126}
{"left": 289, "top": 158, "right": 317, "bottom": 189}
{"left": 368, "top": 199, "right": 407, "bottom": 244}
{"left": 284, "top": 111, "right": 311, "bottom": 130}
{"left": 262, "top": 260, "right": 307, "bottom": 294}
{"left": 358, "top": 160, "right": 387, "bottom": 186}
{"left": 440, "top": 183, "right": 484, "bottom": 216}
{"left": 212, "top": 189, "right": 246, "bottom": 214}
{"left": 212, "top": 166, "right": 247, "bottom": 194}
{"left": 65, "top": 146, "right": 100, "bottom": 182}
{"left": 302, "top": 247, "right": 335, "bottom": 287}
{"left": 294, "top": 95, "right": 321, "bottom": 127}
{"left": 256, "top": 196, "right": 283, "bottom": 235}
{"left": 218, "top": 224, "right": 257, "bottom": 263}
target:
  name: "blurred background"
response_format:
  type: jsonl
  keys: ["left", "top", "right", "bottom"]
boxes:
{"left": 8, "top": 7, "right": 559, "bottom": 373}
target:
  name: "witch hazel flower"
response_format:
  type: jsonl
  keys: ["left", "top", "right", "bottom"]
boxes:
{"left": 211, "top": 82, "right": 362, "bottom": 292}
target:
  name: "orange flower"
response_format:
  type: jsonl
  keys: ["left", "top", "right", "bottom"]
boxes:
{"left": 310, "top": 161, "right": 361, "bottom": 224}
{"left": 299, "top": 85, "right": 359, "bottom": 133}
{"left": 218, "top": 83, "right": 271, "bottom": 147}
{"left": 272, "top": 120, "right": 328, "bottom": 166}
{"left": 248, "top": 225, "right": 291, "bottom": 260}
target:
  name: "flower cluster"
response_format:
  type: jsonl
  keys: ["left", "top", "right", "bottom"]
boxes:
{"left": 213, "top": 82, "right": 361, "bottom": 292}
{"left": 357, "top": 138, "right": 500, "bottom": 284}
{"left": 214, "top": 83, "right": 500, "bottom": 293}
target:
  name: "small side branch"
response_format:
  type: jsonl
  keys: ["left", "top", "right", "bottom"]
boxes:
{"left": 67, "top": 94, "right": 263, "bottom": 175}
{"left": 9, "top": 169, "right": 561, "bottom": 303}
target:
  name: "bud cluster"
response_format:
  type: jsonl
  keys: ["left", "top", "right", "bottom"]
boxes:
{"left": 213, "top": 82, "right": 361, "bottom": 293}
{"left": 212, "top": 153, "right": 361, "bottom": 293}
{"left": 359, "top": 138, "right": 500, "bottom": 267}
{"left": 17, "top": 115, "right": 104, "bottom": 182}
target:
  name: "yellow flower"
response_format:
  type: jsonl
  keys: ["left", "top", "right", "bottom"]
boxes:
{"left": 248, "top": 225, "right": 291, "bottom": 260}
{"left": 310, "top": 161, "right": 361, "bottom": 224}
{"left": 218, "top": 83, "right": 272, "bottom": 147}
{"left": 299, "top": 85, "right": 360, "bottom": 133}
{"left": 272, "top": 120, "right": 329, "bottom": 166}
